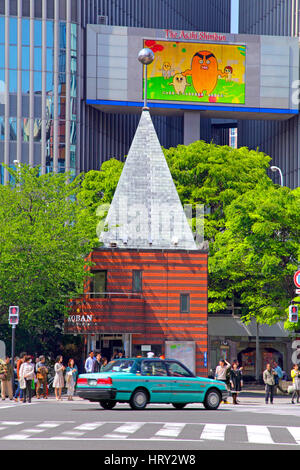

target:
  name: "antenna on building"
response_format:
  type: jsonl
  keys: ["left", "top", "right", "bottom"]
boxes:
{"left": 138, "top": 48, "right": 155, "bottom": 109}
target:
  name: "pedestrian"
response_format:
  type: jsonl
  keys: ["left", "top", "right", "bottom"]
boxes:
{"left": 93, "top": 353, "right": 103, "bottom": 373}
{"left": 232, "top": 359, "right": 243, "bottom": 371}
{"left": 291, "top": 364, "right": 300, "bottom": 404}
{"left": 13, "top": 352, "right": 26, "bottom": 402}
{"left": 215, "top": 359, "right": 231, "bottom": 384}
{"left": 273, "top": 361, "right": 286, "bottom": 394}
{"left": 19, "top": 355, "right": 35, "bottom": 403}
{"left": 65, "top": 358, "right": 78, "bottom": 401}
{"left": 215, "top": 359, "right": 231, "bottom": 403}
{"left": 36, "top": 355, "right": 48, "bottom": 399}
{"left": 53, "top": 355, "right": 65, "bottom": 401}
{"left": 1, "top": 356, "right": 13, "bottom": 400}
{"left": 85, "top": 351, "right": 95, "bottom": 373}
{"left": 101, "top": 357, "right": 108, "bottom": 370}
{"left": 230, "top": 362, "right": 243, "bottom": 405}
{"left": 263, "top": 363, "right": 276, "bottom": 404}
{"left": 0, "top": 357, "right": 13, "bottom": 401}
{"left": 100, "top": 357, "right": 108, "bottom": 372}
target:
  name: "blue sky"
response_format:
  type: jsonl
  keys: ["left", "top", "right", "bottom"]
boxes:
{"left": 231, "top": 0, "right": 239, "bottom": 33}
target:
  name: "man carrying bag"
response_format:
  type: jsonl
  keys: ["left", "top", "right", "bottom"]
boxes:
{"left": 36, "top": 356, "right": 48, "bottom": 399}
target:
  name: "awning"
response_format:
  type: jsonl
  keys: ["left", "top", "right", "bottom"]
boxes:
{"left": 208, "top": 316, "right": 291, "bottom": 338}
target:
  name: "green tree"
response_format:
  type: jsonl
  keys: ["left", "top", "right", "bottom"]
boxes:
{"left": 210, "top": 185, "right": 300, "bottom": 326}
{"left": 79, "top": 142, "right": 272, "bottom": 240}
{"left": 78, "top": 141, "right": 299, "bottom": 327}
{"left": 164, "top": 141, "right": 272, "bottom": 238}
{"left": 0, "top": 165, "right": 96, "bottom": 352}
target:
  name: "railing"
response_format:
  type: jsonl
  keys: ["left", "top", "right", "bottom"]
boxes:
{"left": 70, "top": 292, "right": 143, "bottom": 301}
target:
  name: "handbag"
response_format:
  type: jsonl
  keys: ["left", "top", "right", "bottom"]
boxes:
{"left": 19, "top": 377, "right": 26, "bottom": 389}
{"left": 288, "top": 384, "right": 295, "bottom": 394}
{"left": 66, "top": 371, "right": 73, "bottom": 384}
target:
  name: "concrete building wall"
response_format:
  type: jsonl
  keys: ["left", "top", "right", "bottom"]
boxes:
{"left": 79, "top": 0, "right": 232, "bottom": 172}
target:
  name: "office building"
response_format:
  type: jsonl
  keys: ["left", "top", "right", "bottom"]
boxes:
{"left": 238, "top": 0, "right": 300, "bottom": 188}
{"left": 0, "top": 0, "right": 231, "bottom": 183}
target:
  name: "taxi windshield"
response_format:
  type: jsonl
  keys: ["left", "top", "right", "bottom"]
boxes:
{"left": 101, "top": 359, "right": 135, "bottom": 373}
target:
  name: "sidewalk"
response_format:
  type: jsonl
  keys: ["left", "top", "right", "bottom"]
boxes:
{"left": 229, "top": 384, "right": 294, "bottom": 405}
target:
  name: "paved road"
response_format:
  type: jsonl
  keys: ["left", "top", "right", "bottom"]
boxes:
{"left": 0, "top": 392, "right": 300, "bottom": 451}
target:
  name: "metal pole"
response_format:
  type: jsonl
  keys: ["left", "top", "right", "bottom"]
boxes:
{"left": 255, "top": 321, "right": 260, "bottom": 382}
{"left": 138, "top": 48, "right": 154, "bottom": 109}
{"left": 270, "top": 166, "right": 283, "bottom": 187}
{"left": 278, "top": 168, "right": 283, "bottom": 187}
{"left": 11, "top": 325, "right": 16, "bottom": 393}
{"left": 144, "top": 64, "right": 147, "bottom": 108}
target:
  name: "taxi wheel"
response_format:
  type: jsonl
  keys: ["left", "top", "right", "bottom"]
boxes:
{"left": 99, "top": 400, "right": 116, "bottom": 410}
{"left": 130, "top": 388, "right": 148, "bottom": 410}
{"left": 203, "top": 389, "right": 221, "bottom": 410}
{"left": 172, "top": 403, "right": 186, "bottom": 409}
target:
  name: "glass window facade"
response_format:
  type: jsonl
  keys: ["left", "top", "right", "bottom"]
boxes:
{"left": 0, "top": 1, "right": 78, "bottom": 179}
{"left": 0, "top": 16, "right": 4, "bottom": 43}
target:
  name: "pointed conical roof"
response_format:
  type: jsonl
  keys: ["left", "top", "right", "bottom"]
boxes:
{"left": 99, "top": 109, "right": 197, "bottom": 250}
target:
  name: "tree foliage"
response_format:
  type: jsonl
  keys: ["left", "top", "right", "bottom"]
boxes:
{"left": 78, "top": 141, "right": 300, "bottom": 328}
{"left": 210, "top": 184, "right": 300, "bottom": 327}
{"left": 0, "top": 165, "right": 96, "bottom": 350}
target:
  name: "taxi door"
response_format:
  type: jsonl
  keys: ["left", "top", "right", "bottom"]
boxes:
{"left": 140, "top": 360, "right": 173, "bottom": 403}
{"left": 165, "top": 360, "right": 205, "bottom": 404}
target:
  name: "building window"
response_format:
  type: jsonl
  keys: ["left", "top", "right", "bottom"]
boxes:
{"left": 132, "top": 270, "right": 142, "bottom": 293}
{"left": 90, "top": 270, "right": 107, "bottom": 298}
{"left": 180, "top": 293, "right": 190, "bottom": 313}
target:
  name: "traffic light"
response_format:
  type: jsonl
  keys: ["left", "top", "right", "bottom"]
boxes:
{"left": 9, "top": 306, "right": 19, "bottom": 325}
{"left": 289, "top": 304, "right": 299, "bottom": 323}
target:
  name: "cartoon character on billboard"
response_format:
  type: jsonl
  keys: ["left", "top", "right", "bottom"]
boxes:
{"left": 182, "top": 50, "right": 226, "bottom": 96}
{"left": 168, "top": 73, "right": 190, "bottom": 95}
{"left": 162, "top": 62, "right": 172, "bottom": 79}
{"left": 224, "top": 65, "right": 233, "bottom": 82}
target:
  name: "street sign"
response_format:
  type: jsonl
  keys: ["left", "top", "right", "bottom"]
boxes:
{"left": 294, "top": 271, "right": 300, "bottom": 289}
{"left": 296, "top": 289, "right": 300, "bottom": 295}
{"left": 8, "top": 306, "right": 19, "bottom": 326}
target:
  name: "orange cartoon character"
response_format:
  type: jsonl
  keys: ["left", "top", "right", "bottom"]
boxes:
{"left": 182, "top": 50, "right": 226, "bottom": 96}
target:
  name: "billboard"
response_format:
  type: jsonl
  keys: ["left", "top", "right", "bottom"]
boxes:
{"left": 143, "top": 39, "right": 246, "bottom": 104}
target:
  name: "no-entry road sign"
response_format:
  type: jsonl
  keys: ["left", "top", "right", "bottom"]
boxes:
{"left": 294, "top": 271, "right": 300, "bottom": 289}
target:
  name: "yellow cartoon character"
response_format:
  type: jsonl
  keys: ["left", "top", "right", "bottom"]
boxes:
{"left": 182, "top": 50, "right": 226, "bottom": 96}
{"left": 224, "top": 65, "right": 233, "bottom": 82}
{"left": 169, "top": 73, "right": 190, "bottom": 95}
{"left": 162, "top": 61, "right": 172, "bottom": 79}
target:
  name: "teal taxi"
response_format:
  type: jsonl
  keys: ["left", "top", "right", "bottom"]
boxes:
{"left": 76, "top": 357, "right": 228, "bottom": 410}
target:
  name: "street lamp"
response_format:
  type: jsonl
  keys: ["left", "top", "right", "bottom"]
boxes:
{"left": 138, "top": 48, "right": 155, "bottom": 109}
{"left": 270, "top": 166, "right": 283, "bottom": 187}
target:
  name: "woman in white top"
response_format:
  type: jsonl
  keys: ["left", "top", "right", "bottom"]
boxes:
{"left": 19, "top": 356, "right": 35, "bottom": 403}
{"left": 215, "top": 359, "right": 231, "bottom": 404}
{"left": 53, "top": 355, "right": 65, "bottom": 401}
{"left": 215, "top": 359, "right": 231, "bottom": 382}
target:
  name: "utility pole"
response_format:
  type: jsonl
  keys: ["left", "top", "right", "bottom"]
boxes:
{"left": 255, "top": 320, "right": 260, "bottom": 382}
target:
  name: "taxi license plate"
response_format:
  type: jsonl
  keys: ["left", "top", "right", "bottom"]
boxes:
{"left": 88, "top": 379, "right": 97, "bottom": 386}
